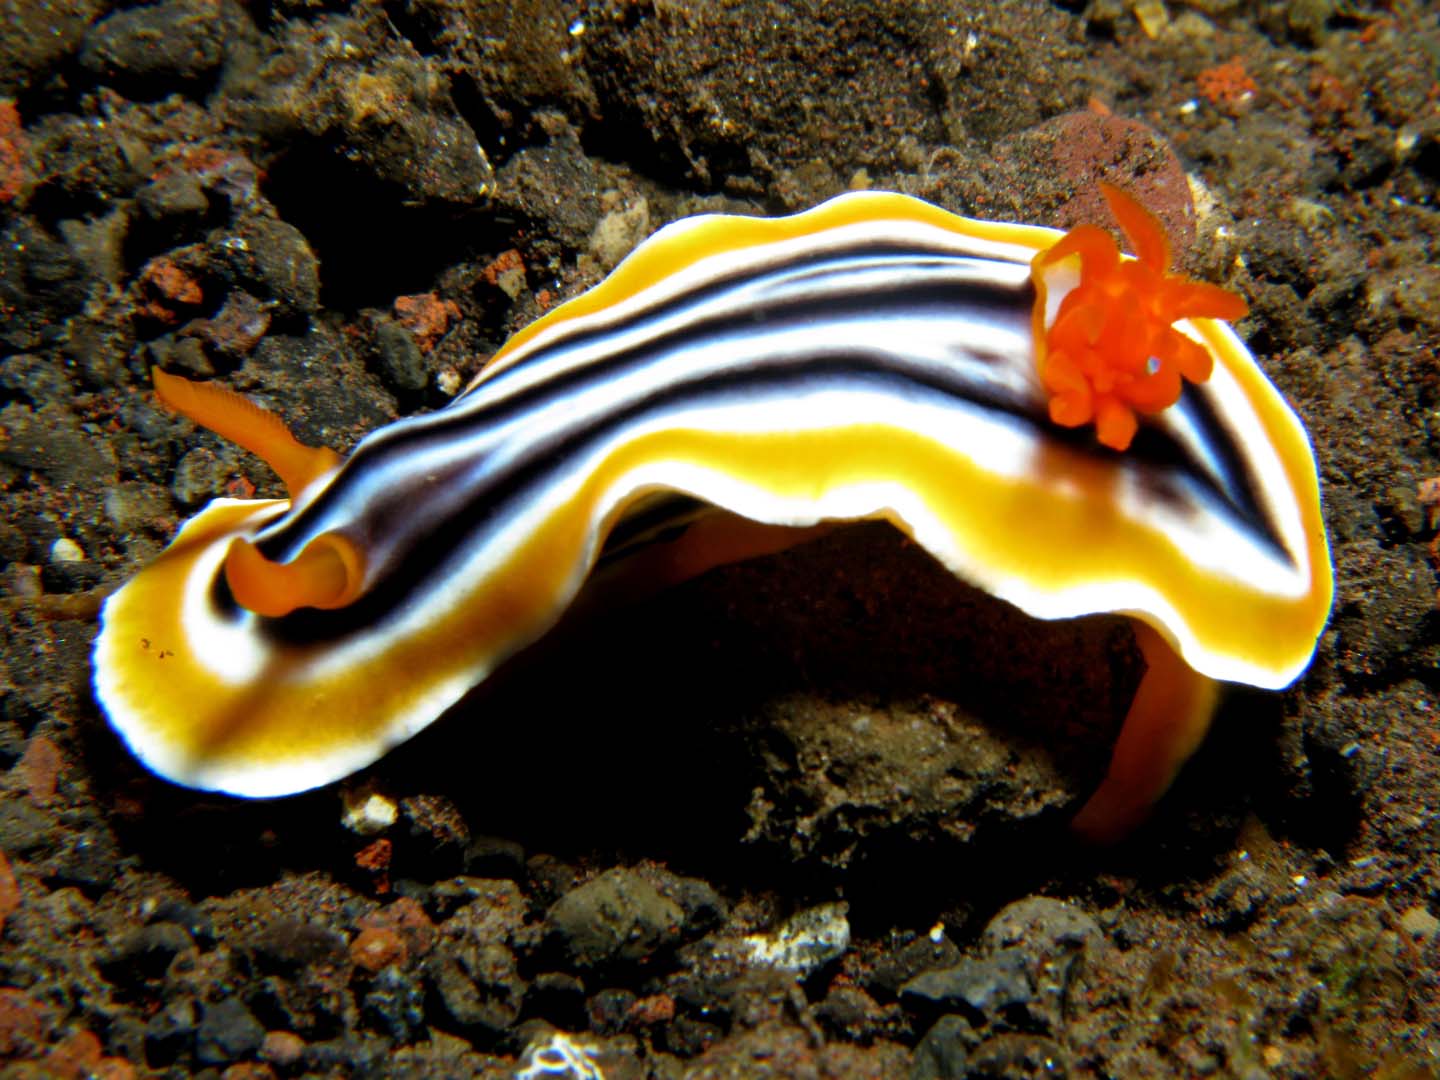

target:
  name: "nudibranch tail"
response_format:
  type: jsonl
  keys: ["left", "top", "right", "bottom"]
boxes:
{"left": 97, "top": 189, "right": 1331, "bottom": 841}
{"left": 152, "top": 369, "right": 363, "bottom": 618}
{"left": 1030, "top": 182, "right": 1250, "bottom": 451}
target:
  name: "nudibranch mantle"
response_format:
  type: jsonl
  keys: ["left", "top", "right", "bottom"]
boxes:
{"left": 94, "top": 187, "right": 1332, "bottom": 838}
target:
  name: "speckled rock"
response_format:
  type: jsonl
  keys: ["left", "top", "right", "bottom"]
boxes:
{"left": 223, "top": 216, "right": 322, "bottom": 318}
{"left": 0, "top": 354, "right": 73, "bottom": 407}
{"left": 101, "top": 922, "right": 195, "bottom": 987}
{"left": 979, "top": 897, "right": 1103, "bottom": 1032}
{"left": 25, "top": 112, "right": 145, "bottom": 205}
{"left": 171, "top": 446, "right": 239, "bottom": 508}
{"left": 195, "top": 996, "right": 264, "bottom": 1065}
{"left": 546, "top": 868, "right": 686, "bottom": 968}
{"left": 438, "top": 879, "right": 529, "bottom": 948}
{"left": 240, "top": 12, "right": 493, "bottom": 206}
{"left": 362, "top": 964, "right": 427, "bottom": 1043}
{"left": 0, "top": 0, "right": 107, "bottom": 96}
{"left": 249, "top": 920, "right": 349, "bottom": 973}
{"left": 81, "top": 0, "right": 231, "bottom": 87}
{"left": 581, "top": 0, "right": 1092, "bottom": 190}
{"left": 718, "top": 526, "right": 1139, "bottom": 866}
{"left": 426, "top": 940, "right": 524, "bottom": 1037}
{"left": 967, "top": 1033, "right": 1070, "bottom": 1079}
{"left": 901, "top": 897, "right": 1102, "bottom": 1043}
{"left": 493, "top": 120, "right": 603, "bottom": 248}
{"left": 0, "top": 219, "right": 90, "bottom": 350}
{"left": 389, "top": 0, "right": 598, "bottom": 140}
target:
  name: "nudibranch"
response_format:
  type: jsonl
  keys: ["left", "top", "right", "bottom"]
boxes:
{"left": 93, "top": 184, "right": 1332, "bottom": 841}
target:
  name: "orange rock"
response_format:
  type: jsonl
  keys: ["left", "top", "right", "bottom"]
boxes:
{"left": 628, "top": 992, "right": 676, "bottom": 1025}
{"left": 18, "top": 736, "right": 62, "bottom": 805}
{"left": 357, "top": 895, "right": 437, "bottom": 958}
{"left": 93, "top": 1058, "right": 137, "bottom": 1080}
{"left": 259, "top": 1030, "right": 305, "bottom": 1067}
{"left": 139, "top": 257, "right": 204, "bottom": 307}
{"left": 43, "top": 1029, "right": 101, "bottom": 1079}
{"left": 0, "top": 988, "right": 47, "bottom": 1059}
{"left": 0, "top": 848, "right": 19, "bottom": 932}
{"left": 0, "top": 99, "right": 25, "bottom": 203}
{"left": 393, "top": 293, "right": 461, "bottom": 352}
{"left": 354, "top": 837, "right": 392, "bottom": 872}
{"left": 222, "top": 1063, "right": 277, "bottom": 1080}
{"left": 481, "top": 248, "right": 524, "bottom": 287}
{"left": 1197, "top": 58, "right": 1258, "bottom": 110}
{"left": 349, "top": 926, "right": 407, "bottom": 973}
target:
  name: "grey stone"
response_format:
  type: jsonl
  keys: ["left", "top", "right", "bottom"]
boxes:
{"left": 966, "top": 1033, "right": 1069, "bottom": 1078}
{"left": 374, "top": 320, "right": 427, "bottom": 395}
{"left": 103, "top": 922, "right": 195, "bottom": 985}
{"left": 143, "top": 996, "right": 197, "bottom": 1067}
{"left": 195, "top": 996, "right": 264, "bottom": 1065}
{"left": 426, "top": 940, "right": 524, "bottom": 1036}
{"left": 901, "top": 948, "right": 1033, "bottom": 1021}
{"left": 81, "top": 0, "right": 226, "bottom": 83}
{"left": 546, "top": 867, "right": 685, "bottom": 968}
{"left": 911, "top": 1014, "right": 973, "bottom": 1080}
{"left": 227, "top": 216, "right": 321, "bottom": 317}
{"left": 139, "top": 172, "right": 210, "bottom": 221}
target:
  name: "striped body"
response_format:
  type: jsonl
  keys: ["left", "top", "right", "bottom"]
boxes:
{"left": 94, "top": 192, "right": 1332, "bottom": 808}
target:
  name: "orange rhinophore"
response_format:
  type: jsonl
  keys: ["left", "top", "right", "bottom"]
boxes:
{"left": 1030, "top": 183, "right": 1250, "bottom": 451}
{"left": 151, "top": 368, "right": 362, "bottom": 617}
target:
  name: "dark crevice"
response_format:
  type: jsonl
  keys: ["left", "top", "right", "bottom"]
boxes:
{"left": 449, "top": 71, "right": 523, "bottom": 170}
{"left": 260, "top": 141, "right": 500, "bottom": 310}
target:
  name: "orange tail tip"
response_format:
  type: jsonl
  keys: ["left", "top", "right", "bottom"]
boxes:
{"left": 224, "top": 531, "right": 365, "bottom": 617}
{"left": 151, "top": 368, "right": 343, "bottom": 499}
{"left": 1030, "top": 184, "right": 1250, "bottom": 452}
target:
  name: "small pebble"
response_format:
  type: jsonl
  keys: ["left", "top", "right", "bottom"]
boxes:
{"left": 589, "top": 197, "right": 651, "bottom": 272}
{"left": 49, "top": 537, "right": 84, "bottom": 563}
{"left": 259, "top": 1030, "right": 305, "bottom": 1068}
{"left": 742, "top": 901, "right": 851, "bottom": 975}
{"left": 547, "top": 868, "right": 685, "bottom": 967}
{"left": 1399, "top": 905, "right": 1439, "bottom": 942}
{"left": 374, "top": 321, "right": 427, "bottom": 395}
{"left": 171, "top": 447, "right": 232, "bottom": 509}
{"left": 341, "top": 790, "right": 399, "bottom": 836}
{"left": 195, "top": 997, "right": 264, "bottom": 1065}
{"left": 350, "top": 926, "right": 407, "bottom": 973}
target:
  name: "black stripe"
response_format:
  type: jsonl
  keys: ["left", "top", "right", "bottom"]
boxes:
{"left": 261, "top": 250, "right": 1037, "bottom": 556}
{"left": 257, "top": 356, "right": 1289, "bottom": 648}
{"left": 457, "top": 234, "right": 1033, "bottom": 405}
{"left": 242, "top": 247, "right": 1290, "bottom": 642}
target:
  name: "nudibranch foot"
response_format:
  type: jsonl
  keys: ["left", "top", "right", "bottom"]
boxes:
{"left": 1071, "top": 622, "right": 1222, "bottom": 844}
